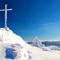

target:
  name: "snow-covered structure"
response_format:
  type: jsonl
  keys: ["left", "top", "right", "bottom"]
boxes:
{"left": 32, "top": 37, "right": 44, "bottom": 47}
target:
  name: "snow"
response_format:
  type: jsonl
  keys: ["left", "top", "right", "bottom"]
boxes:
{"left": 32, "top": 37, "right": 44, "bottom": 47}
{"left": 0, "top": 28, "right": 60, "bottom": 60}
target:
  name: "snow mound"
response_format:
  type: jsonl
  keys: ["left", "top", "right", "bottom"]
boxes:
{"left": 0, "top": 28, "right": 28, "bottom": 46}
{"left": 0, "top": 28, "right": 32, "bottom": 60}
{"left": 1, "top": 28, "right": 60, "bottom": 60}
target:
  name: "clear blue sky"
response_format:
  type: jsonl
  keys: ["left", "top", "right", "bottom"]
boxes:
{"left": 0, "top": 0, "right": 60, "bottom": 41}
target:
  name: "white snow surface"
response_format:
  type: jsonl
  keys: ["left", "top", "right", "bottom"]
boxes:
{"left": 0, "top": 28, "right": 28, "bottom": 46}
{"left": 0, "top": 28, "right": 60, "bottom": 60}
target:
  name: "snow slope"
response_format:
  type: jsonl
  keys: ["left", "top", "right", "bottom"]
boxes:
{"left": 0, "top": 28, "right": 60, "bottom": 60}
{"left": 0, "top": 28, "right": 32, "bottom": 60}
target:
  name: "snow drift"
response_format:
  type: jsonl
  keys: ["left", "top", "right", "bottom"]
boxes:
{"left": 0, "top": 28, "right": 32, "bottom": 60}
{"left": 0, "top": 28, "right": 60, "bottom": 60}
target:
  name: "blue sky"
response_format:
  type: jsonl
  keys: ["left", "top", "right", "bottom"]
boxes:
{"left": 0, "top": 0, "right": 60, "bottom": 41}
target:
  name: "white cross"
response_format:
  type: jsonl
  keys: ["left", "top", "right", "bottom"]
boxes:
{"left": 0, "top": 4, "right": 12, "bottom": 29}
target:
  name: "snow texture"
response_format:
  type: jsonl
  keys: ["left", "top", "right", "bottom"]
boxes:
{"left": 0, "top": 28, "right": 60, "bottom": 60}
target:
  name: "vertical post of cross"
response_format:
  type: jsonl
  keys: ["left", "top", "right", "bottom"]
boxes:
{"left": 0, "top": 4, "right": 12, "bottom": 29}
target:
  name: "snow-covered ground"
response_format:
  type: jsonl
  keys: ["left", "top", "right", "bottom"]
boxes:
{"left": 0, "top": 28, "right": 60, "bottom": 60}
